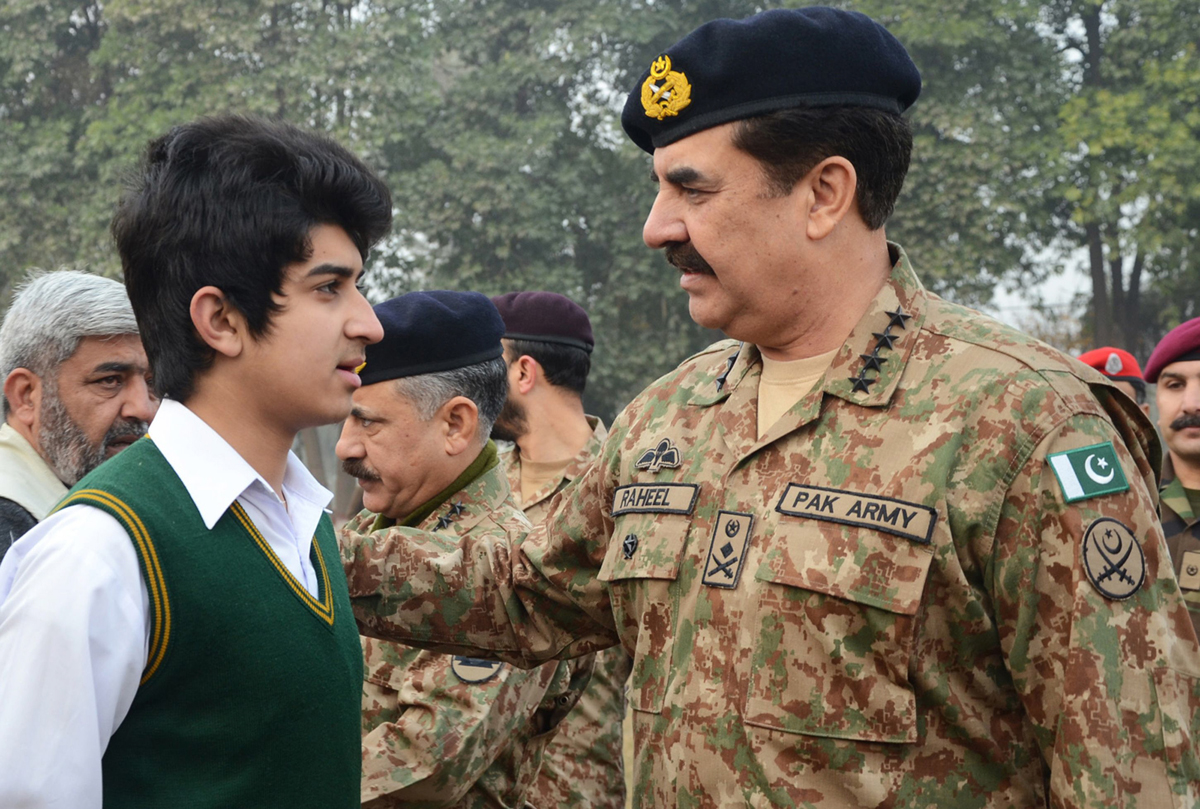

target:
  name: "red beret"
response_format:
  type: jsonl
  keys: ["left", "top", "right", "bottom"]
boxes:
{"left": 1145, "top": 318, "right": 1200, "bottom": 383}
{"left": 491, "top": 291, "right": 594, "bottom": 353}
{"left": 1077, "top": 347, "right": 1144, "bottom": 384}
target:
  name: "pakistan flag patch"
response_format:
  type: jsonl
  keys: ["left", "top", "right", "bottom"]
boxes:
{"left": 1047, "top": 442, "right": 1129, "bottom": 503}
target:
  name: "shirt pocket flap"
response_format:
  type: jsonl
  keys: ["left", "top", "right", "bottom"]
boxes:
{"left": 599, "top": 513, "right": 690, "bottom": 582}
{"left": 755, "top": 518, "right": 934, "bottom": 615}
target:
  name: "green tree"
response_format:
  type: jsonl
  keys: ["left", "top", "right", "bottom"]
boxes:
{"left": 856, "top": 0, "right": 1200, "bottom": 356}
{"left": 371, "top": 0, "right": 761, "bottom": 417}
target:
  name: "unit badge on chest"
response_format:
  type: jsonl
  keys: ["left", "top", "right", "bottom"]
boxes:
{"left": 702, "top": 511, "right": 754, "bottom": 589}
{"left": 451, "top": 656, "right": 504, "bottom": 684}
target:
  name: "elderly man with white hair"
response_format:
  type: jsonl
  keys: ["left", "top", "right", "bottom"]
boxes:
{"left": 0, "top": 270, "right": 157, "bottom": 560}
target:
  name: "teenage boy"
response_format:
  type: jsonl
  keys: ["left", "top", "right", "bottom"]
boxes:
{"left": 0, "top": 115, "right": 391, "bottom": 809}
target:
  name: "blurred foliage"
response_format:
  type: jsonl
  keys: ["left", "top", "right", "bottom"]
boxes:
{"left": 1, "top": 0, "right": 1198, "bottom": 417}
{"left": 856, "top": 0, "right": 1200, "bottom": 358}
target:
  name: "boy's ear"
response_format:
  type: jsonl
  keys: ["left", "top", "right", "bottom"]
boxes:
{"left": 190, "top": 286, "right": 246, "bottom": 358}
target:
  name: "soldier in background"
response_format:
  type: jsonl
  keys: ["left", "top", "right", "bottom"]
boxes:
{"left": 343, "top": 8, "right": 1200, "bottom": 807}
{"left": 1076, "top": 346, "right": 1151, "bottom": 416}
{"left": 490, "top": 291, "right": 630, "bottom": 809}
{"left": 1144, "top": 318, "right": 1200, "bottom": 640}
{"left": 337, "top": 291, "right": 589, "bottom": 809}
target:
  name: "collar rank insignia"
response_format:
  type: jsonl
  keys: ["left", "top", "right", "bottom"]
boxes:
{"left": 1081, "top": 517, "right": 1145, "bottom": 600}
{"left": 849, "top": 305, "right": 912, "bottom": 395}
{"left": 715, "top": 347, "right": 740, "bottom": 392}
{"left": 641, "top": 55, "right": 692, "bottom": 121}
{"left": 435, "top": 500, "right": 467, "bottom": 531}
{"left": 635, "top": 438, "right": 682, "bottom": 473}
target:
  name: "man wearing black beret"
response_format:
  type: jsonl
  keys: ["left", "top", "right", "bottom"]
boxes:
{"left": 337, "top": 290, "right": 590, "bottom": 808}
{"left": 346, "top": 9, "right": 1200, "bottom": 807}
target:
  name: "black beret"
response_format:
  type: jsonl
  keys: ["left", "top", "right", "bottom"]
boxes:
{"left": 621, "top": 7, "right": 921, "bottom": 153}
{"left": 491, "top": 291, "right": 594, "bottom": 353}
{"left": 359, "top": 291, "right": 504, "bottom": 385}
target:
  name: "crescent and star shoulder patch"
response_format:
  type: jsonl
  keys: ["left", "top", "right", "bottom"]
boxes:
{"left": 1047, "top": 442, "right": 1129, "bottom": 503}
{"left": 1081, "top": 517, "right": 1145, "bottom": 600}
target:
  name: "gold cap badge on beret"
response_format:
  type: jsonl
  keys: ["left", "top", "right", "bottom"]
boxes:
{"left": 641, "top": 55, "right": 692, "bottom": 120}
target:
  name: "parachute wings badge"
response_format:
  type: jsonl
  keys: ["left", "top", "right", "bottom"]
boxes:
{"left": 641, "top": 55, "right": 692, "bottom": 120}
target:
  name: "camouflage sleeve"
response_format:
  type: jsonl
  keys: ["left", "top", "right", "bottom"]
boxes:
{"left": 343, "top": 440, "right": 624, "bottom": 667}
{"left": 360, "top": 639, "right": 563, "bottom": 807}
{"left": 990, "top": 412, "right": 1200, "bottom": 807}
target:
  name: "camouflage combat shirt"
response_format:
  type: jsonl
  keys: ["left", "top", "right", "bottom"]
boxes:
{"left": 346, "top": 245, "right": 1200, "bottom": 809}
{"left": 342, "top": 463, "right": 590, "bottom": 809}
{"left": 1157, "top": 454, "right": 1200, "bottom": 642}
{"left": 500, "top": 419, "right": 634, "bottom": 809}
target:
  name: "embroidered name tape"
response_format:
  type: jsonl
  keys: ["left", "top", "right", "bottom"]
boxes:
{"left": 452, "top": 656, "right": 504, "bottom": 684}
{"left": 612, "top": 483, "right": 699, "bottom": 516}
{"left": 1047, "top": 442, "right": 1129, "bottom": 503}
{"left": 775, "top": 483, "right": 937, "bottom": 544}
{"left": 702, "top": 511, "right": 754, "bottom": 589}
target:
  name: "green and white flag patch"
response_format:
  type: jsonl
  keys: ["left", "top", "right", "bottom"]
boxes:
{"left": 1047, "top": 442, "right": 1129, "bottom": 502}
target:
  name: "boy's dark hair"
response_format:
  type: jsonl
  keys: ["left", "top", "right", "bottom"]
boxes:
{"left": 506, "top": 338, "right": 591, "bottom": 396}
{"left": 731, "top": 106, "right": 912, "bottom": 230}
{"left": 111, "top": 115, "right": 393, "bottom": 401}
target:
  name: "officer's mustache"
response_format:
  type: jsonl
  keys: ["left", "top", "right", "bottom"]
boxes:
{"left": 1170, "top": 414, "right": 1200, "bottom": 431}
{"left": 665, "top": 243, "right": 715, "bottom": 276}
{"left": 342, "top": 458, "right": 381, "bottom": 482}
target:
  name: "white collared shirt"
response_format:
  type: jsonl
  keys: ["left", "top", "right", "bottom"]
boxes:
{"left": 0, "top": 398, "right": 332, "bottom": 809}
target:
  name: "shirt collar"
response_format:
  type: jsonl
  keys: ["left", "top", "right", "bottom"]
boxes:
{"left": 687, "top": 242, "right": 927, "bottom": 410}
{"left": 148, "top": 399, "right": 332, "bottom": 529}
{"left": 0, "top": 422, "right": 67, "bottom": 519}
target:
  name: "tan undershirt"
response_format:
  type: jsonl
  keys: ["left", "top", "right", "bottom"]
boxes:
{"left": 520, "top": 456, "right": 572, "bottom": 505}
{"left": 757, "top": 348, "right": 839, "bottom": 439}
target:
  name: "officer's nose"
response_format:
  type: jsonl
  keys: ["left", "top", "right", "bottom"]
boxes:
{"left": 643, "top": 192, "right": 688, "bottom": 250}
{"left": 335, "top": 419, "right": 362, "bottom": 461}
{"left": 1182, "top": 378, "right": 1200, "bottom": 413}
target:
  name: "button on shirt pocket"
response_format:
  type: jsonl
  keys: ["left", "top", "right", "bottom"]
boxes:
{"left": 599, "top": 514, "right": 690, "bottom": 715}
{"left": 744, "top": 519, "right": 934, "bottom": 743}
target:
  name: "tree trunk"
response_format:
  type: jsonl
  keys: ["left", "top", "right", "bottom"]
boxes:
{"left": 1087, "top": 222, "right": 1113, "bottom": 345}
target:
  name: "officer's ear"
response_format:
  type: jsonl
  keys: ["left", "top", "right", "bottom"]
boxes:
{"left": 513, "top": 355, "right": 539, "bottom": 395}
{"left": 802, "top": 156, "right": 857, "bottom": 241}
{"left": 440, "top": 396, "right": 480, "bottom": 457}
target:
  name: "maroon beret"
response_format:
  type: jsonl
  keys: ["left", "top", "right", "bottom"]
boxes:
{"left": 1144, "top": 317, "right": 1200, "bottom": 382}
{"left": 491, "top": 291, "right": 594, "bottom": 353}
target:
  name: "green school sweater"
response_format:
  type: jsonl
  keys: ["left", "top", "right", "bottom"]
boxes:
{"left": 55, "top": 437, "right": 362, "bottom": 808}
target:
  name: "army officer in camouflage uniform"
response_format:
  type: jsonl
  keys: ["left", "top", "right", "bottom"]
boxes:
{"left": 1143, "top": 318, "right": 1200, "bottom": 641}
{"left": 337, "top": 291, "right": 589, "bottom": 809}
{"left": 343, "top": 9, "right": 1200, "bottom": 808}
{"left": 490, "top": 291, "right": 632, "bottom": 809}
